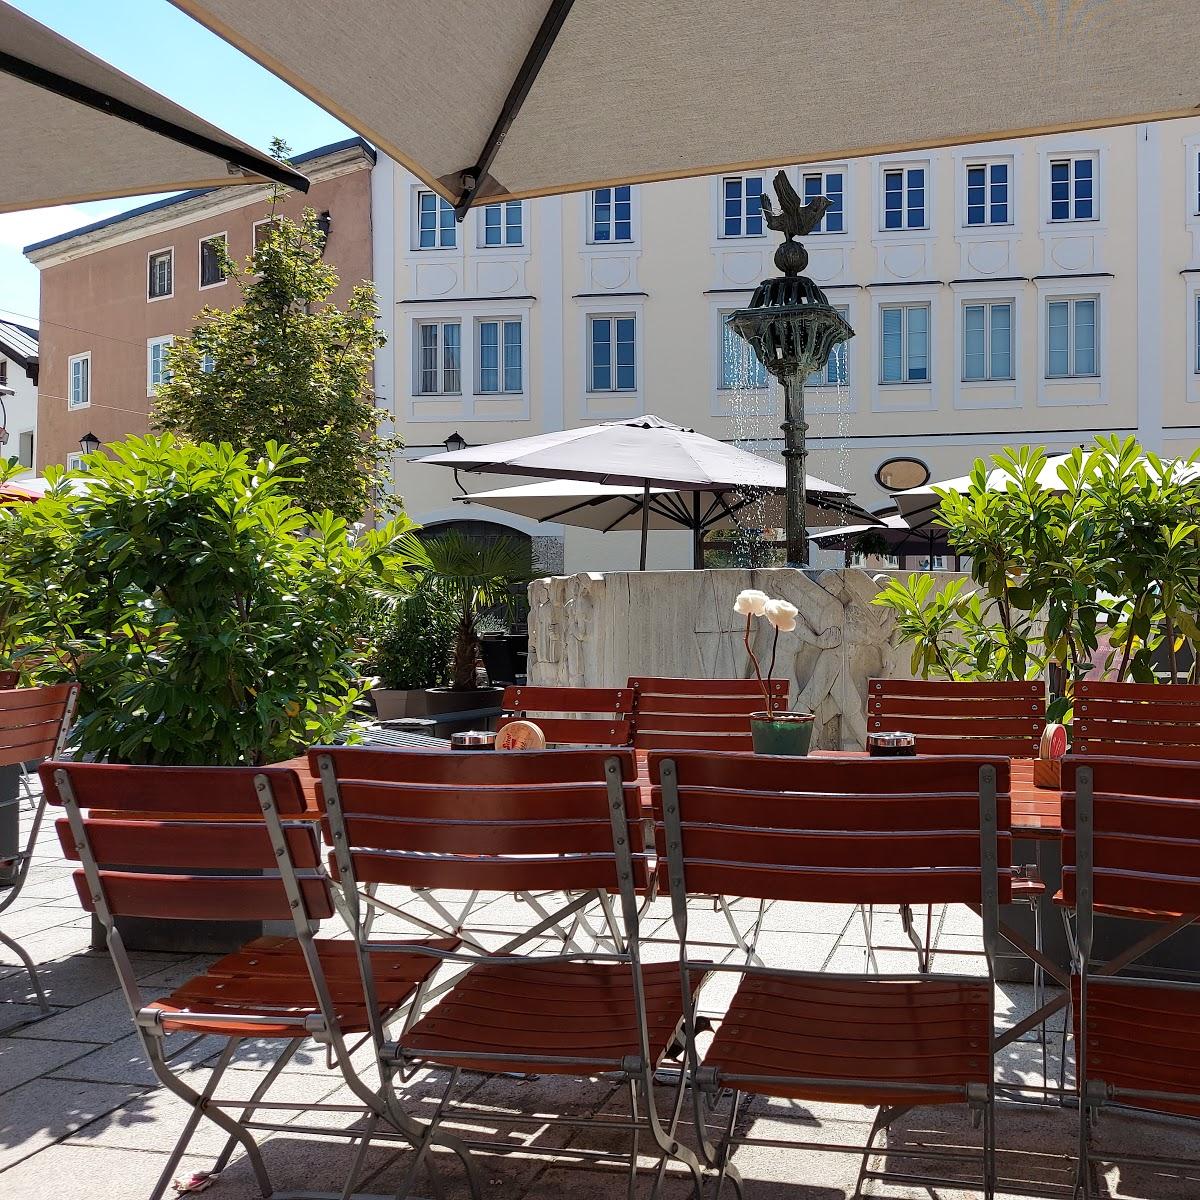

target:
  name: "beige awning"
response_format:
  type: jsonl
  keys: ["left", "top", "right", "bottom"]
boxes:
{"left": 0, "top": 1, "right": 308, "bottom": 213}
{"left": 172, "top": 0, "right": 1199, "bottom": 211}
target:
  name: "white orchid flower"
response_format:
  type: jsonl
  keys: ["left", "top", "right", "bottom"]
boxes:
{"left": 733, "top": 589, "right": 770, "bottom": 616}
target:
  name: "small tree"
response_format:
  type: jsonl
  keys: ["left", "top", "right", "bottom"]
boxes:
{"left": 154, "top": 144, "right": 395, "bottom": 521}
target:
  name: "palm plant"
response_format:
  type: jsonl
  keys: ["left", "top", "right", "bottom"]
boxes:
{"left": 414, "top": 531, "right": 532, "bottom": 690}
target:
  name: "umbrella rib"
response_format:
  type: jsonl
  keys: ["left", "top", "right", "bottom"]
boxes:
{"left": 0, "top": 49, "right": 309, "bottom": 192}
{"left": 452, "top": 0, "right": 576, "bottom": 217}
{"left": 602, "top": 497, "right": 645, "bottom": 534}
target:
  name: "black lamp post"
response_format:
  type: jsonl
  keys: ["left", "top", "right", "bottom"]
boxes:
{"left": 79, "top": 431, "right": 101, "bottom": 456}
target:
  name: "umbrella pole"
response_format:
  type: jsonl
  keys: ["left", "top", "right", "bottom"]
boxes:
{"left": 692, "top": 492, "right": 703, "bottom": 570}
{"left": 639, "top": 482, "right": 650, "bottom": 571}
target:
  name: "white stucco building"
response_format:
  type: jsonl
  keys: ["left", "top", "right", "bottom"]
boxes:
{"left": 372, "top": 116, "right": 1200, "bottom": 571}
{"left": 0, "top": 318, "right": 38, "bottom": 475}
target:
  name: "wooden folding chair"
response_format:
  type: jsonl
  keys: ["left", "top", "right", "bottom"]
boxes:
{"left": 1065, "top": 756, "right": 1200, "bottom": 1197}
{"left": 1073, "top": 679, "right": 1200, "bottom": 760}
{"left": 630, "top": 676, "right": 789, "bottom": 752}
{"left": 630, "top": 677, "right": 791, "bottom": 967}
{"left": 43, "top": 759, "right": 465, "bottom": 1200}
{"left": 0, "top": 682, "right": 77, "bottom": 1012}
{"left": 651, "top": 751, "right": 1009, "bottom": 1199}
{"left": 308, "top": 745, "right": 710, "bottom": 1196}
{"left": 501, "top": 684, "right": 633, "bottom": 746}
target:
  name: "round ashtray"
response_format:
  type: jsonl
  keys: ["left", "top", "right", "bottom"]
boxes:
{"left": 867, "top": 731, "right": 917, "bottom": 757}
{"left": 450, "top": 730, "right": 497, "bottom": 750}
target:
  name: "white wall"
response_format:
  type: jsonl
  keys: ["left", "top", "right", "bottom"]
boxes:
{"left": 0, "top": 351, "right": 37, "bottom": 473}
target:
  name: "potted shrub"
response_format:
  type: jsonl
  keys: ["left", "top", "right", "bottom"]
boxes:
{"left": 416, "top": 531, "right": 532, "bottom": 729}
{"left": 3, "top": 435, "right": 421, "bottom": 948}
{"left": 369, "top": 593, "right": 456, "bottom": 718}
{"left": 735, "top": 588, "right": 815, "bottom": 755}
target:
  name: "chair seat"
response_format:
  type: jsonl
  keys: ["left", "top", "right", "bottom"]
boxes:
{"left": 398, "top": 960, "right": 693, "bottom": 1075}
{"left": 1076, "top": 977, "right": 1200, "bottom": 1118}
{"left": 148, "top": 935, "right": 458, "bottom": 1037}
{"left": 703, "top": 973, "right": 992, "bottom": 1106}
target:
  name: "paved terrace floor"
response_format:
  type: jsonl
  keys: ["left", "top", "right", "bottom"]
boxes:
{"left": 3, "top": 777, "right": 1199, "bottom": 1200}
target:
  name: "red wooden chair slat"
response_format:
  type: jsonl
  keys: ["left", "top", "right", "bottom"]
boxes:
{"left": 309, "top": 744, "right": 628, "bottom": 785}
{"left": 501, "top": 685, "right": 634, "bottom": 747}
{"left": 630, "top": 677, "right": 788, "bottom": 698}
{"left": 633, "top": 694, "right": 776, "bottom": 716}
{"left": 55, "top": 816, "right": 322, "bottom": 870}
{"left": 0, "top": 683, "right": 76, "bottom": 768}
{"left": 634, "top": 730, "right": 755, "bottom": 752}
{"left": 867, "top": 677, "right": 1046, "bottom": 759}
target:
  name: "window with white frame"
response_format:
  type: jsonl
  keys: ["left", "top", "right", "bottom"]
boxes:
{"left": 965, "top": 161, "right": 1010, "bottom": 226}
{"left": 253, "top": 218, "right": 280, "bottom": 250}
{"left": 962, "top": 301, "right": 1014, "bottom": 381}
{"left": 880, "top": 304, "right": 930, "bottom": 383}
{"left": 721, "top": 175, "right": 765, "bottom": 237}
{"left": 882, "top": 166, "right": 926, "bottom": 230}
{"left": 477, "top": 318, "right": 523, "bottom": 393}
{"left": 68, "top": 352, "right": 90, "bottom": 409}
{"left": 1049, "top": 155, "right": 1096, "bottom": 221}
{"left": 0, "top": 360, "right": 7, "bottom": 384}
{"left": 200, "top": 353, "right": 216, "bottom": 374}
{"left": 1046, "top": 296, "right": 1098, "bottom": 378}
{"left": 806, "top": 304, "right": 851, "bottom": 386}
{"left": 589, "top": 186, "right": 632, "bottom": 242}
{"left": 800, "top": 169, "right": 845, "bottom": 234}
{"left": 1194, "top": 148, "right": 1200, "bottom": 215}
{"left": 481, "top": 201, "right": 523, "bottom": 247}
{"left": 588, "top": 315, "right": 636, "bottom": 391}
{"left": 199, "top": 234, "right": 227, "bottom": 287}
{"left": 720, "top": 315, "right": 768, "bottom": 389}
{"left": 416, "top": 321, "right": 461, "bottom": 394}
{"left": 66, "top": 452, "right": 84, "bottom": 472}
{"left": 17, "top": 430, "right": 33, "bottom": 469}
{"left": 147, "top": 336, "right": 173, "bottom": 394}
{"left": 1194, "top": 295, "right": 1200, "bottom": 373}
{"left": 416, "top": 190, "right": 456, "bottom": 249}
{"left": 147, "top": 249, "right": 173, "bottom": 299}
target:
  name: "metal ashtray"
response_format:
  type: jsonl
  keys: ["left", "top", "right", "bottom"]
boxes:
{"left": 866, "top": 731, "right": 917, "bottom": 758}
{"left": 450, "top": 730, "right": 497, "bottom": 751}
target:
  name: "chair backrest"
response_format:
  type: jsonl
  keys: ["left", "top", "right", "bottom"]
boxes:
{"left": 41, "top": 761, "right": 332, "bottom": 924}
{"left": 309, "top": 746, "right": 644, "bottom": 895}
{"left": 1061, "top": 755, "right": 1200, "bottom": 921}
{"left": 501, "top": 685, "right": 633, "bottom": 746}
{"left": 867, "top": 678, "right": 1045, "bottom": 758}
{"left": 1073, "top": 680, "right": 1200, "bottom": 761}
{"left": 650, "top": 750, "right": 1011, "bottom": 909}
{"left": 0, "top": 682, "right": 78, "bottom": 768}
{"left": 629, "top": 676, "right": 790, "bottom": 751}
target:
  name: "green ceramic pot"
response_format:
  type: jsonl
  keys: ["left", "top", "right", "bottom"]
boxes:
{"left": 750, "top": 711, "right": 815, "bottom": 756}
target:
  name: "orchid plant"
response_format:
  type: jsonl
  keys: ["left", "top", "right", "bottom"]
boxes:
{"left": 734, "top": 589, "right": 799, "bottom": 717}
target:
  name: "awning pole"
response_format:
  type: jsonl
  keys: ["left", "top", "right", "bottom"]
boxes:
{"left": 692, "top": 492, "right": 703, "bottom": 569}
{"left": 639, "top": 482, "right": 650, "bottom": 571}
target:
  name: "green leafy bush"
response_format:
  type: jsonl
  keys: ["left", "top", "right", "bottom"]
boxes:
{"left": 1, "top": 435, "right": 421, "bottom": 765}
{"left": 372, "top": 594, "right": 456, "bottom": 690}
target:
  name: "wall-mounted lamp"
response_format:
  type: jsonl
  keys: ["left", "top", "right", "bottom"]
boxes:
{"left": 443, "top": 431, "right": 468, "bottom": 454}
{"left": 79, "top": 431, "right": 101, "bottom": 456}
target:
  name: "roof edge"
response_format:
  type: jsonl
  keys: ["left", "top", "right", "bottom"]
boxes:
{"left": 22, "top": 136, "right": 375, "bottom": 255}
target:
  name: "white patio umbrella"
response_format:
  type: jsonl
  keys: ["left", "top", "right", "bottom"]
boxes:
{"left": 0, "top": 1, "right": 307, "bottom": 213}
{"left": 810, "top": 512, "right": 953, "bottom": 562}
{"left": 893, "top": 452, "right": 1200, "bottom": 530}
{"left": 452, "top": 477, "right": 868, "bottom": 569}
{"left": 173, "top": 0, "right": 1197, "bottom": 213}
{"left": 419, "top": 415, "right": 872, "bottom": 569}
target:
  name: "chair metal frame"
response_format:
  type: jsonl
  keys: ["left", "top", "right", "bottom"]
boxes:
{"left": 1068, "top": 758, "right": 1200, "bottom": 1198}
{"left": 49, "top": 759, "right": 470, "bottom": 1200}
{"left": 652, "top": 751, "right": 1008, "bottom": 1199}
{"left": 0, "top": 681, "right": 78, "bottom": 1012}
{"left": 307, "top": 746, "right": 711, "bottom": 1198}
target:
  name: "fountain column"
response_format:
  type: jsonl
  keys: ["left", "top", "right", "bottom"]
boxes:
{"left": 726, "top": 171, "right": 854, "bottom": 567}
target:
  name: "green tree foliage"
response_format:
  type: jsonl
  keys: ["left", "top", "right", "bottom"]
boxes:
{"left": 153, "top": 158, "right": 395, "bottom": 521}
{"left": 0, "top": 436, "right": 422, "bottom": 765}
{"left": 371, "top": 592, "right": 457, "bottom": 690}
{"left": 413, "top": 531, "right": 533, "bottom": 691}
{"left": 874, "top": 436, "right": 1200, "bottom": 702}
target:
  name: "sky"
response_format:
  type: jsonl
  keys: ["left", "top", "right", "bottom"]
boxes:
{"left": 0, "top": 0, "right": 354, "bottom": 326}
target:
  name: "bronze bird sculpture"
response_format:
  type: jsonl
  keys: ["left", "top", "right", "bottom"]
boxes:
{"left": 760, "top": 170, "right": 831, "bottom": 240}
